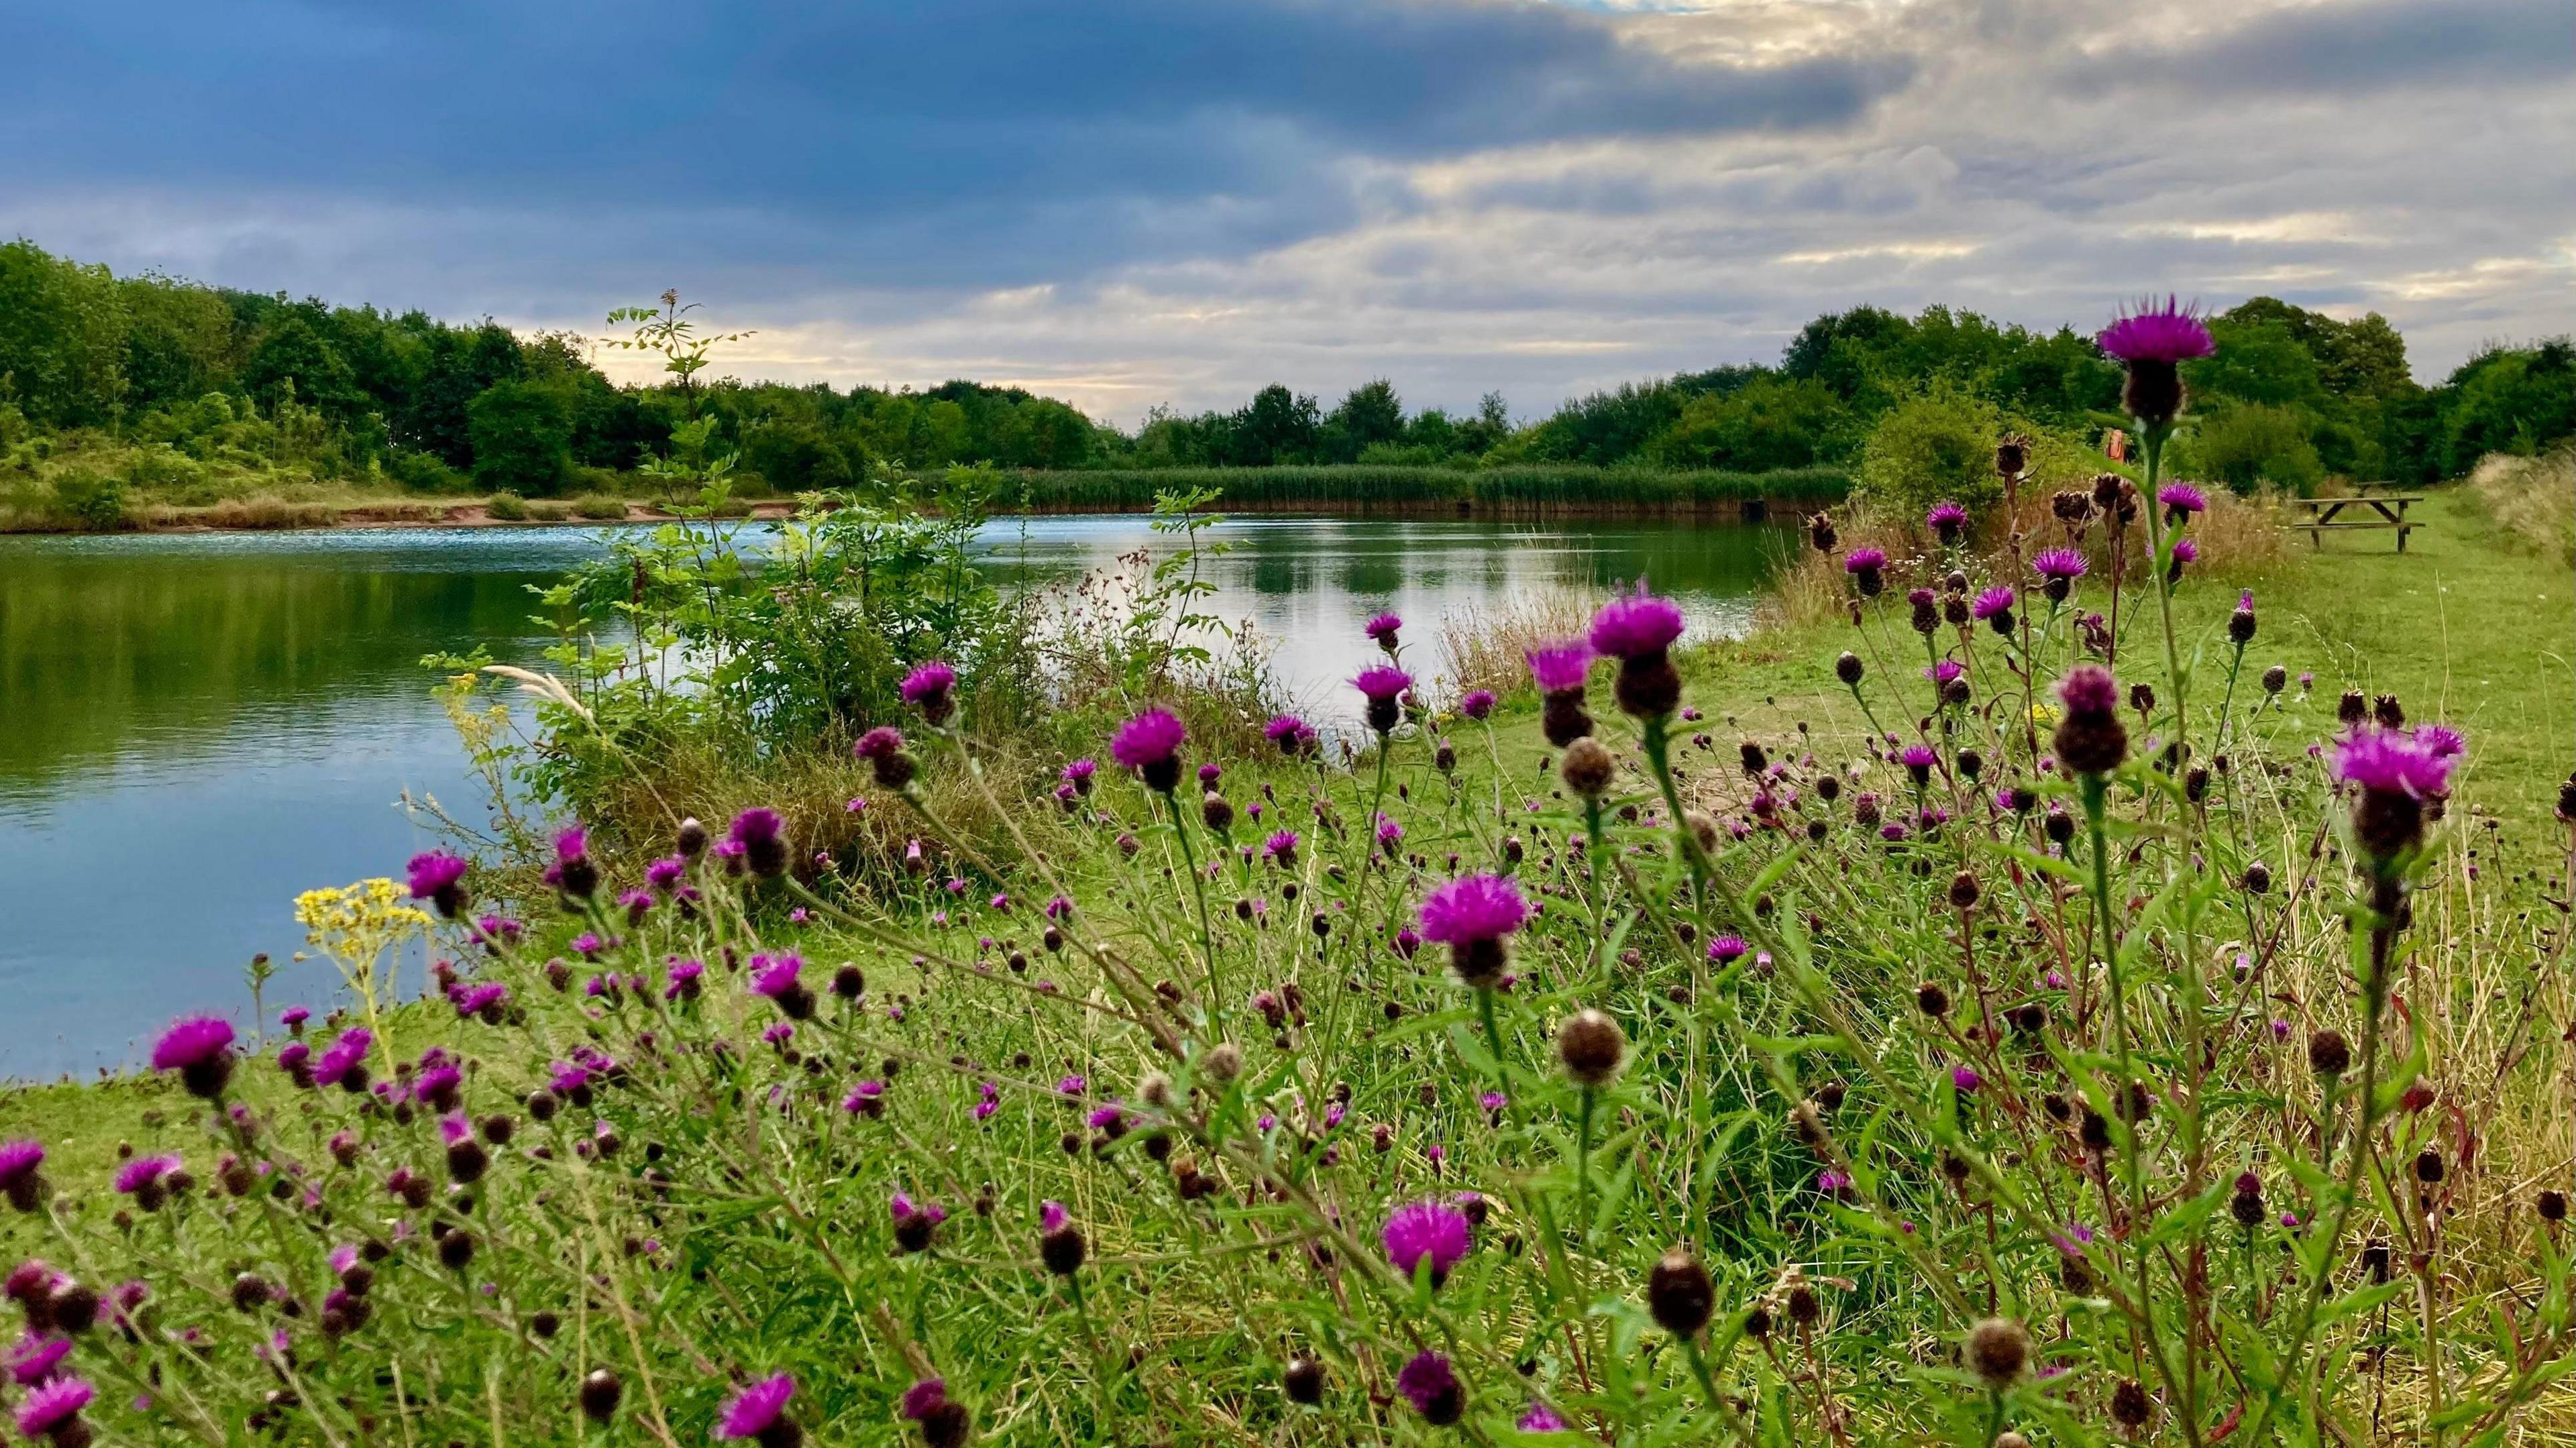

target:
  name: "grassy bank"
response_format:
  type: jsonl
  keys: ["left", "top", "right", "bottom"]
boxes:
{"left": 1008, "top": 462, "right": 1849, "bottom": 516}
{"left": 4, "top": 477, "right": 2573, "bottom": 1448}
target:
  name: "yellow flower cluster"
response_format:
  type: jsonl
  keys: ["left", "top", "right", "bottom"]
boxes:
{"left": 293, "top": 877, "right": 432, "bottom": 966}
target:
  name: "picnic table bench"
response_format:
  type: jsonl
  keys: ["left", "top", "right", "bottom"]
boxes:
{"left": 2285, "top": 493, "right": 2423, "bottom": 551}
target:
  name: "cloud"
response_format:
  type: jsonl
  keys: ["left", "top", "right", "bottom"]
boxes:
{"left": 1, "top": 0, "right": 2570, "bottom": 420}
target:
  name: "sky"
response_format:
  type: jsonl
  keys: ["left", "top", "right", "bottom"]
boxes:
{"left": 5, "top": 0, "right": 2570, "bottom": 425}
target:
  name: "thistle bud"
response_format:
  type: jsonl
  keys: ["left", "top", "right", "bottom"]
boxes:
{"left": 1646, "top": 1245, "right": 1715, "bottom": 1337}
{"left": 1555, "top": 1009, "right": 1627, "bottom": 1089}
{"left": 1964, "top": 1317, "right": 2029, "bottom": 1387}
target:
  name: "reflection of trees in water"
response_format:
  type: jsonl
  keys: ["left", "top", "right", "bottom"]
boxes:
{"left": 0, "top": 551, "right": 557, "bottom": 794}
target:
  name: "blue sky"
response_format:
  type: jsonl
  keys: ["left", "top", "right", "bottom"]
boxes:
{"left": 5, "top": 0, "right": 2570, "bottom": 421}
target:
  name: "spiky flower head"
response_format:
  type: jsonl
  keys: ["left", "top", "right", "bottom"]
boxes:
{"left": 714, "top": 1374, "right": 795, "bottom": 1441}
{"left": 405, "top": 851, "right": 471, "bottom": 916}
{"left": 2032, "top": 549, "right": 2088, "bottom": 581}
{"left": 1525, "top": 641, "right": 1595, "bottom": 693}
{"left": 1458, "top": 689, "right": 1497, "bottom": 720}
{"left": 1111, "top": 710, "right": 1188, "bottom": 786}
{"left": 1352, "top": 665, "right": 1412, "bottom": 702}
{"left": 2098, "top": 296, "right": 2216, "bottom": 364}
{"left": 1843, "top": 547, "right": 1886, "bottom": 574}
{"left": 1364, "top": 612, "right": 1403, "bottom": 646}
{"left": 1588, "top": 587, "right": 1685, "bottom": 661}
{"left": 13, "top": 1375, "right": 93, "bottom": 1439}
{"left": 1972, "top": 586, "right": 2016, "bottom": 621}
{"left": 1383, "top": 1199, "right": 1474, "bottom": 1285}
{"left": 1418, "top": 875, "right": 1529, "bottom": 946}
{"left": 899, "top": 661, "right": 957, "bottom": 724}
{"left": 1395, "top": 1351, "right": 1462, "bottom": 1425}
{"left": 2157, "top": 482, "right": 2208, "bottom": 516}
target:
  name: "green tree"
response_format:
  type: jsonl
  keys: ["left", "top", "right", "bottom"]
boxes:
{"left": 467, "top": 379, "right": 576, "bottom": 495}
{"left": 1325, "top": 379, "right": 1405, "bottom": 461}
{"left": 0, "top": 239, "right": 129, "bottom": 427}
{"left": 2188, "top": 403, "right": 2324, "bottom": 494}
{"left": 1854, "top": 384, "right": 2006, "bottom": 519}
{"left": 1650, "top": 376, "right": 1854, "bottom": 470}
{"left": 117, "top": 274, "right": 239, "bottom": 412}
{"left": 242, "top": 315, "right": 368, "bottom": 419}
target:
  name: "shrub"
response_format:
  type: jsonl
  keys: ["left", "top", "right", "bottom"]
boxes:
{"left": 484, "top": 491, "right": 530, "bottom": 521}
{"left": 1854, "top": 383, "right": 2006, "bottom": 520}
{"left": 387, "top": 448, "right": 470, "bottom": 492}
{"left": 49, "top": 467, "right": 127, "bottom": 529}
{"left": 2190, "top": 403, "right": 2324, "bottom": 494}
{"left": 570, "top": 493, "right": 630, "bottom": 520}
{"left": 466, "top": 378, "right": 574, "bottom": 496}
{"left": 524, "top": 498, "right": 573, "bottom": 521}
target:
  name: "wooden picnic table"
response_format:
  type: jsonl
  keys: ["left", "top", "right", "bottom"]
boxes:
{"left": 2285, "top": 492, "right": 2424, "bottom": 551}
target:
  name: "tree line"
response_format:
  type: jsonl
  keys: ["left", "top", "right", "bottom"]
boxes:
{"left": 3, "top": 237, "right": 2568, "bottom": 498}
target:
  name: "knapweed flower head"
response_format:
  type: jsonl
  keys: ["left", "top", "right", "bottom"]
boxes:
{"left": 2098, "top": 296, "right": 2216, "bottom": 364}
{"left": 727, "top": 807, "right": 788, "bottom": 877}
{"left": 1526, "top": 640, "right": 1594, "bottom": 693}
{"left": 1707, "top": 934, "right": 1748, "bottom": 964}
{"left": 0, "top": 1141, "right": 43, "bottom": 1211}
{"left": 1419, "top": 874, "right": 1528, "bottom": 947}
{"left": 13, "top": 1375, "right": 92, "bottom": 1439}
{"left": 2059, "top": 664, "right": 2118, "bottom": 717}
{"left": 543, "top": 825, "right": 597, "bottom": 897}
{"left": 1588, "top": 586, "right": 1684, "bottom": 661}
{"left": 1843, "top": 546, "right": 1886, "bottom": 575}
{"left": 749, "top": 954, "right": 804, "bottom": 999}
{"left": 405, "top": 850, "right": 471, "bottom": 917}
{"left": 151, "top": 1015, "right": 237, "bottom": 1098}
{"left": 2417, "top": 723, "right": 2466, "bottom": 760}
{"left": 1396, "top": 1351, "right": 1462, "bottom": 1425}
{"left": 1383, "top": 1199, "right": 1474, "bottom": 1285}
{"left": 2335, "top": 726, "right": 2457, "bottom": 799}
{"left": 1925, "top": 660, "right": 1964, "bottom": 687}
{"left": 1420, "top": 873, "right": 1528, "bottom": 987}
{"left": 1519, "top": 1403, "right": 1568, "bottom": 1433}
{"left": 1263, "top": 830, "right": 1299, "bottom": 865}
{"left": 6, "top": 1331, "right": 71, "bottom": 1387}
{"left": 2053, "top": 664, "right": 2129, "bottom": 775}
{"left": 113, "top": 1154, "right": 180, "bottom": 1196}
{"left": 1264, "top": 714, "right": 1306, "bottom": 749}
{"left": 1458, "top": 688, "right": 1497, "bottom": 720}
{"left": 714, "top": 1373, "right": 795, "bottom": 1441}
{"left": 1112, "top": 709, "right": 1187, "bottom": 790}
{"left": 899, "top": 661, "right": 957, "bottom": 724}
{"left": 1926, "top": 501, "right": 1969, "bottom": 541}
{"left": 1364, "top": 612, "right": 1402, "bottom": 647}
{"left": 2157, "top": 482, "right": 2208, "bottom": 516}
{"left": 1972, "top": 586, "right": 2015, "bottom": 621}
{"left": 855, "top": 726, "right": 904, "bottom": 760}
{"left": 2033, "top": 548, "right": 2088, "bottom": 582}
{"left": 1352, "top": 664, "right": 1412, "bottom": 701}
{"left": 900, "top": 1378, "right": 950, "bottom": 1422}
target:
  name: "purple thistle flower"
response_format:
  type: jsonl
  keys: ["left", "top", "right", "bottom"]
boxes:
{"left": 1352, "top": 664, "right": 1412, "bottom": 702}
{"left": 1525, "top": 640, "right": 1595, "bottom": 693}
{"left": 2416, "top": 723, "right": 2465, "bottom": 760}
{"left": 2157, "top": 482, "right": 2208, "bottom": 516}
{"left": 1588, "top": 588, "right": 1685, "bottom": 660}
{"left": 2169, "top": 537, "right": 2198, "bottom": 567}
{"left": 1418, "top": 874, "right": 1529, "bottom": 946}
{"left": 727, "top": 807, "right": 787, "bottom": 877}
{"left": 1040, "top": 1199, "right": 1071, "bottom": 1233}
{"left": 1383, "top": 1199, "right": 1474, "bottom": 1285}
{"left": 2098, "top": 296, "right": 2216, "bottom": 364}
{"left": 1459, "top": 689, "right": 1497, "bottom": 720}
{"left": 1262, "top": 830, "right": 1299, "bottom": 865}
{"left": 7, "top": 1332, "right": 72, "bottom": 1387}
{"left": 899, "top": 1379, "right": 949, "bottom": 1422}
{"left": 2334, "top": 727, "right": 2456, "bottom": 799}
{"left": 0, "top": 1141, "right": 43, "bottom": 1206}
{"left": 1972, "top": 586, "right": 2016, "bottom": 620}
{"left": 899, "top": 661, "right": 957, "bottom": 722}
{"left": 714, "top": 1374, "right": 794, "bottom": 1441}
{"left": 1111, "top": 709, "right": 1187, "bottom": 779}
{"left": 1519, "top": 1403, "right": 1569, "bottom": 1433}
{"left": 645, "top": 856, "right": 687, "bottom": 891}
{"left": 1926, "top": 501, "right": 1969, "bottom": 540}
{"left": 1264, "top": 714, "right": 1306, "bottom": 746}
{"left": 113, "top": 1154, "right": 180, "bottom": 1196}
{"left": 1843, "top": 547, "right": 1886, "bottom": 573}
{"left": 749, "top": 954, "right": 804, "bottom": 999}
{"left": 1924, "top": 660, "right": 1964, "bottom": 687}
{"left": 1951, "top": 1065, "right": 1982, "bottom": 1093}
{"left": 2058, "top": 665, "right": 2119, "bottom": 717}
{"left": 1706, "top": 934, "right": 1747, "bottom": 964}
{"left": 150, "top": 1015, "right": 235, "bottom": 1080}
{"left": 405, "top": 851, "right": 471, "bottom": 915}
{"left": 1901, "top": 744, "right": 1940, "bottom": 769}
{"left": 13, "top": 1375, "right": 92, "bottom": 1439}
{"left": 1364, "top": 612, "right": 1403, "bottom": 645}
{"left": 2032, "top": 549, "right": 2088, "bottom": 581}
{"left": 855, "top": 726, "right": 905, "bottom": 760}
{"left": 1395, "top": 1352, "right": 1461, "bottom": 1424}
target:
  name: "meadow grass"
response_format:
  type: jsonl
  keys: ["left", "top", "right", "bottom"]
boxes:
{"left": 3, "top": 467, "right": 2573, "bottom": 1448}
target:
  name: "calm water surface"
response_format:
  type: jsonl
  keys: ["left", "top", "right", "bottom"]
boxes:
{"left": 0, "top": 515, "right": 1787, "bottom": 1076}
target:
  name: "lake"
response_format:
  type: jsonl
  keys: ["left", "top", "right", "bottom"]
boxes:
{"left": 0, "top": 514, "right": 1789, "bottom": 1077}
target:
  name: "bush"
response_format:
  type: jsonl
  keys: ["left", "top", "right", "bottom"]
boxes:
{"left": 466, "top": 378, "right": 575, "bottom": 496}
{"left": 120, "top": 443, "right": 204, "bottom": 496}
{"left": 570, "top": 494, "right": 631, "bottom": 520}
{"left": 50, "top": 467, "right": 127, "bottom": 529}
{"left": 484, "top": 491, "right": 530, "bottom": 521}
{"left": 2190, "top": 403, "right": 2324, "bottom": 495}
{"left": 1854, "top": 383, "right": 2006, "bottom": 520}
{"left": 387, "top": 448, "right": 470, "bottom": 492}
{"left": 524, "top": 499, "right": 573, "bottom": 521}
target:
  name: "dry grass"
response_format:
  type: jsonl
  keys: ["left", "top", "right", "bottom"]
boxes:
{"left": 1436, "top": 586, "right": 1600, "bottom": 700}
{"left": 2473, "top": 447, "right": 2576, "bottom": 567}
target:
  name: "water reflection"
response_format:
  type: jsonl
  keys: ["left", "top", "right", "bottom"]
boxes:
{"left": 0, "top": 515, "right": 1788, "bottom": 1075}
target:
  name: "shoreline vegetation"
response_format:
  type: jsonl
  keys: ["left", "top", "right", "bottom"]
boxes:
{"left": 1, "top": 462, "right": 1854, "bottom": 535}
